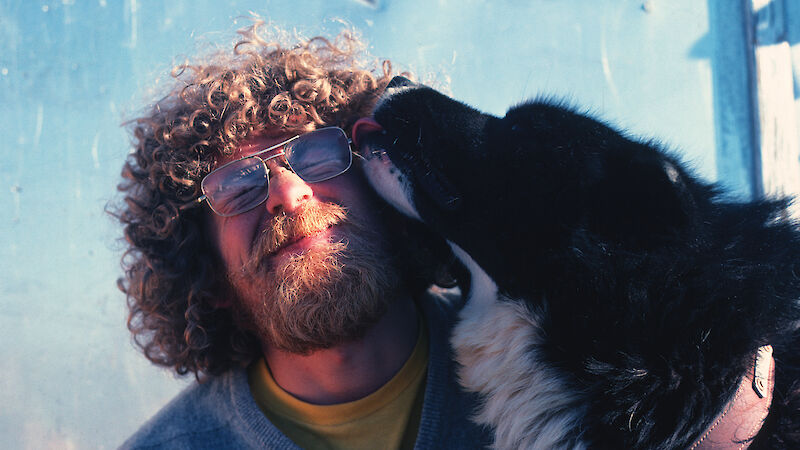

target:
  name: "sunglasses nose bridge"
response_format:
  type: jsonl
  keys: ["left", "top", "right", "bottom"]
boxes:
{"left": 259, "top": 150, "right": 296, "bottom": 179}
{"left": 256, "top": 148, "right": 288, "bottom": 166}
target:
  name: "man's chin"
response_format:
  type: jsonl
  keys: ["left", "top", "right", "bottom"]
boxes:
{"left": 255, "top": 293, "right": 390, "bottom": 355}
{"left": 270, "top": 317, "right": 383, "bottom": 355}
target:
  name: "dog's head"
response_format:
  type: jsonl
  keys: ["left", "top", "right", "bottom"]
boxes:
{"left": 354, "top": 77, "right": 702, "bottom": 296}
{"left": 353, "top": 77, "right": 486, "bottom": 220}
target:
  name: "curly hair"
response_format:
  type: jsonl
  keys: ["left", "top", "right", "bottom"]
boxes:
{"left": 114, "top": 21, "right": 414, "bottom": 378}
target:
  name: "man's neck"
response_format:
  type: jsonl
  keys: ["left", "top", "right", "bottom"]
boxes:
{"left": 262, "top": 296, "right": 420, "bottom": 405}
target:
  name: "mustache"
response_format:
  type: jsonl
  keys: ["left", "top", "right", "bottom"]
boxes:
{"left": 247, "top": 201, "right": 349, "bottom": 267}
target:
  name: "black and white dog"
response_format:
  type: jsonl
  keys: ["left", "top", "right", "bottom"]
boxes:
{"left": 353, "top": 77, "right": 800, "bottom": 449}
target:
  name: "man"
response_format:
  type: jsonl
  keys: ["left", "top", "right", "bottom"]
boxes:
{"left": 117, "top": 21, "right": 490, "bottom": 449}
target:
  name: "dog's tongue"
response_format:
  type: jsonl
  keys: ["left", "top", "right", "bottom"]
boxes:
{"left": 352, "top": 117, "right": 384, "bottom": 150}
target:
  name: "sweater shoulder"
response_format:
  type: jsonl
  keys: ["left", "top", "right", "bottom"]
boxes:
{"left": 119, "top": 372, "right": 240, "bottom": 449}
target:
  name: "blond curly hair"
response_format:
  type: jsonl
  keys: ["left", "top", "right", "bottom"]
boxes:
{"left": 115, "top": 21, "right": 405, "bottom": 377}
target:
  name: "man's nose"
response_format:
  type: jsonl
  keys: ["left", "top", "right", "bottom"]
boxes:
{"left": 264, "top": 166, "right": 313, "bottom": 215}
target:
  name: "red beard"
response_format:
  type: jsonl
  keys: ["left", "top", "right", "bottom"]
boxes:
{"left": 228, "top": 201, "right": 401, "bottom": 354}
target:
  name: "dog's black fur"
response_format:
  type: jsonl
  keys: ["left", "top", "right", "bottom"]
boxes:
{"left": 356, "top": 77, "right": 800, "bottom": 449}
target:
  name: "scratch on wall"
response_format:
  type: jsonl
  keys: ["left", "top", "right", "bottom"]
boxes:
{"left": 11, "top": 184, "right": 21, "bottom": 222}
{"left": 130, "top": 0, "right": 138, "bottom": 48}
{"left": 33, "top": 105, "right": 43, "bottom": 149}
{"left": 75, "top": 173, "right": 82, "bottom": 200}
{"left": 600, "top": 28, "right": 620, "bottom": 103}
{"left": 91, "top": 134, "right": 100, "bottom": 169}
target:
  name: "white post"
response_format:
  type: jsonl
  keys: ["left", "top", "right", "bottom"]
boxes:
{"left": 749, "top": 0, "right": 800, "bottom": 215}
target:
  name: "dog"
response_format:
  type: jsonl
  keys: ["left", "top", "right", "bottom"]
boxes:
{"left": 352, "top": 77, "right": 800, "bottom": 449}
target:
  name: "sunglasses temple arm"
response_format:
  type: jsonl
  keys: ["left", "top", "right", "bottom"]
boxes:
{"left": 180, "top": 195, "right": 207, "bottom": 211}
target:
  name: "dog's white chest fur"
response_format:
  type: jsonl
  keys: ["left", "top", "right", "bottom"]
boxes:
{"left": 449, "top": 243, "right": 586, "bottom": 450}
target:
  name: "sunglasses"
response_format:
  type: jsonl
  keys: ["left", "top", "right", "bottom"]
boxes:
{"left": 188, "top": 127, "right": 353, "bottom": 217}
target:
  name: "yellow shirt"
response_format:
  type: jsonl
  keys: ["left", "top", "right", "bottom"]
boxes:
{"left": 248, "top": 326, "right": 429, "bottom": 450}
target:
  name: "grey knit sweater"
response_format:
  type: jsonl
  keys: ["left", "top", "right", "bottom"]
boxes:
{"left": 120, "top": 289, "right": 491, "bottom": 449}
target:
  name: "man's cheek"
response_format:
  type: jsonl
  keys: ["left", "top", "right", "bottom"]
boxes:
{"left": 216, "top": 219, "right": 257, "bottom": 270}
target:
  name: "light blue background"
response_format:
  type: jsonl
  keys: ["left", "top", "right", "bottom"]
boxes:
{"left": 1, "top": 0, "right": 797, "bottom": 448}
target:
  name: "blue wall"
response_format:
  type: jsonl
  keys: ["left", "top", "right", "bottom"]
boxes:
{"left": 0, "top": 0, "right": 785, "bottom": 447}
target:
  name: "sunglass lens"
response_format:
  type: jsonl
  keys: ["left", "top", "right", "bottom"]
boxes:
{"left": 286, "top": 128, "right": 351, "bottom": 182}
{"left": 202, "top": 158, "right": 268, "bottom": 216}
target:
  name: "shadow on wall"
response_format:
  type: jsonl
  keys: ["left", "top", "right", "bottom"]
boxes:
{"left": 688, "top": 0, "right": 756, "bottom": 200}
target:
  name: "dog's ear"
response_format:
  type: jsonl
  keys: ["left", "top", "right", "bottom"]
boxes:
{"left": 586, "top": 152, "right": 700, "bottom": 245}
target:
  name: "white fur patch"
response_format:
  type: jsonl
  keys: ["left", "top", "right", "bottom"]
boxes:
{"left": 663, "top": 161, "right": 680, "bottom": 184}
{"left": 361, "top": 151, "right": 422, "bottom": 221}
{"left": 449, "top": 242, "right": 587, "bottom": 450}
